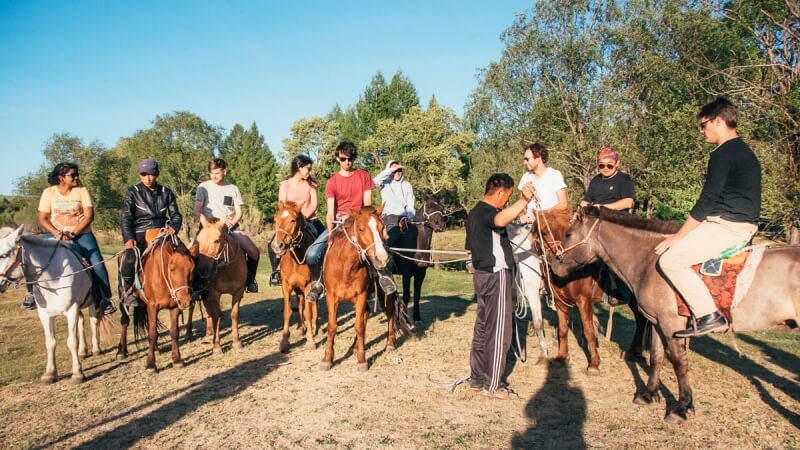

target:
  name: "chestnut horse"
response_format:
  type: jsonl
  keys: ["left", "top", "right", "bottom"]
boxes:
{"left": 270, "top": 201, "right": 317, "bottom": 352}
{"left": 116, "top": 233, "right": 195, "bottom": 372}
{"left": 320, "top": 205, "right": 401, "bottom": 371}
{"left": 187, "top": 218, "right": 248, "bottom": 353}
{"left": 550, "top": 206, "right": 800, "bottom": 422}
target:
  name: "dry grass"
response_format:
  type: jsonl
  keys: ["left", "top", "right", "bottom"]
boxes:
{"left": 0, "top": 258, "right": 798, "bottom": 449}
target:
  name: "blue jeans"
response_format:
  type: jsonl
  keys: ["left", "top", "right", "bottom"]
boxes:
{"left": 29, "top": 232, "right": 112, "bottom": 298}
{"left": 306, "top": 230, "right": 329, "bottom": 266}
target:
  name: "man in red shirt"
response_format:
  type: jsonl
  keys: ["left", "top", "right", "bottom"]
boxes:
{"left": 306, "top": 141, "right": 397, "bottom": 302}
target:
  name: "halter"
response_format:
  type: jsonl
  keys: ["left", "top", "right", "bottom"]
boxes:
{"left": 0, "top": 244, "right": 22, "bottom": 286}
{"left": 341, "top": 218, "right": 378, "bottom": 264}
{"left": 199, "top": 229, "right": 239, "bottom": 267}
{"left": 555, "top": 215, "right": 601, "bottom": 259}
{"left": 157, "top": 235, "right": 191, "bottom": 310}
{"left": 273, "top": 215, "right": 306, "bottom": 263}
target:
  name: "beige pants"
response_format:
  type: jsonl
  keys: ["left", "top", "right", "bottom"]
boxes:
{"left": 659, "top": 216, "right": 757, "bottom": 317}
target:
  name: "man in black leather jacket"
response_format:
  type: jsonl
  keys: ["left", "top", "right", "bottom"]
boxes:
{"left": 118, "top": 159, "right": 183, "bottom": 304}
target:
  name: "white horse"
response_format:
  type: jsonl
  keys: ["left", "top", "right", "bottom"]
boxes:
{"left": 507, "top": 223, "right": 549, "bottom": 364}
{"left": 0, "top": 226, "right": 109, "bottom": 384}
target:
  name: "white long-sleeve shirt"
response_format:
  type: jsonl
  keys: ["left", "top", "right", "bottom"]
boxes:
{"left": 373, "top": 163, "right": 416, "bottom": 219}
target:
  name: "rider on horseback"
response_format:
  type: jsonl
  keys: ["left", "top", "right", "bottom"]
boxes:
{"left": 655, "top": 97, "right": 761, "bottom": 338}
{"left": 118, "top": 159, "right": 183, "bottom": 305}
{"left": 21, "top": 162, "right": 116, "bottom": 315}
{"left": 268, "top": 154, "right": 324, "bottom": 286}
{"left": 306, "top": 141, "right": 397, "bottom": 303}
{"left": 373, "top": 159, "right": 416, "bottom": 248}
{"left": 193, "top": 158, "right": 260, "bottom": 294}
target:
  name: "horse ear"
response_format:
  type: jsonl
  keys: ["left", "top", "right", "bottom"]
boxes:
{"left": 377, "top": 203, "right": 385, "bottom": 216}
{"left": 278, "top": 200, "right": 285, "bottom": 210}
{"left": 349, "top": 208, "right": 361, "bottom": 218}
{"left": 199, "top": 215, "right": 209, "bottom": 228}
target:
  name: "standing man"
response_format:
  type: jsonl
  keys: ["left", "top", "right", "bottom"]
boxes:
{"left": 118, "top": 159, "right": 183, "bottom": 304}
{"left": 194, "top": 158, "right": 260, "bottom": 293}
{"left": 466, "top": 173, "right": 535, "bottom": 399}
{"left": 656, "top": 97, "right": 761, "bottom": 337}
{"left": 580, "top": 146, "right": 635, "bottom": 212}
{"left": 373, "top": 159, "right": 415, "bottom": 247}
{"left": 306, "top": 141, "right": 397, "bottom": 302}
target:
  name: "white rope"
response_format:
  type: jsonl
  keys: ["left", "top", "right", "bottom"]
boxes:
{"left": 18, "top": 248, "right": 124, "bottom": 285}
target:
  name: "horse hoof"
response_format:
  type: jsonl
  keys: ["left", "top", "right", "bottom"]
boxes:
{"left": 357, "top": 362, "right": 368, "bottom": 372}
{"left": 586, "top": 366, "right": 601, "bottom": 376}
{"left": 173, "top": 361, "right": 184, "bottom": 369}
{"left": 304, "top": 339, "right": 316, "bottom": 350}
{"left": 70, "top": 374, "right": 85, "bottom": 384}
{"left": 40, "top": 374, "right": 56, "bottom": 385}
{"left": 279, "top": 339, "right": 290, "bottom": 354}
{"left": 319, "top": 361, "right": 332, "bottom": 371}
{"left": 212, "top": 347, "right": 223, "bottom": 357}
{"left": 232, "top": 342, "right": 243, "bottom": 352}
{"left": 146, "top": 366, "right": 157, "bottom": 374}
{"left": 664, "top": 409, "right": 689, "bottom": 424}
{"left": 386, "top": 345, "right": 396, "bottom": 352}
{"left": 536, "top": 355, "right": 549, "bottom": 365}
{"left": 633, "top": 391, "right": 660, "bottom": 405}
{"left": 116, "top": 353, "right": 127, "bottom": 361}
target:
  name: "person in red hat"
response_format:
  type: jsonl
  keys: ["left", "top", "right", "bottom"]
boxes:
{"left": 580, "top": 146, "right": 635, "bottom": 212}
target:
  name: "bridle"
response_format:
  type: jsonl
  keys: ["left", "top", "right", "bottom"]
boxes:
{"left": 157, "top": 235, "right": 191, "bottom": 310}
{"left": 342, "top": 216, "right": 380, "bottom": 264}
{"left": 555, "top": 215, "right": 601, "bottom": 259}
{"left": 273, "top": 213, "right": 306, "bottom": 262}
{"left": 199, "top": 228, "right": 239, "bottom": 267}
{"left": 0, "top": 244, "right": 23, "bottom": 286}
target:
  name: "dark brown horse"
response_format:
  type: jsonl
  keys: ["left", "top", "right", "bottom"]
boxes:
{"left": 550, "top": 206, "right": 800, "bottom": 422}
{"left": 116, "top": 234, "right": 195, "bottom": 371}
{"left": 320, "top": 205, "right": 401, "bottom": 371}
{"left": 270, "top": 201, "right": 317, "bottom": 352}
{"left": 187, "top": 217, "right": 248, "bottom": 353}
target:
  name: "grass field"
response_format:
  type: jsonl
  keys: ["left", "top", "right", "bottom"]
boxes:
{"left": 0, "top": 234, "right": 798, "bottom": 449}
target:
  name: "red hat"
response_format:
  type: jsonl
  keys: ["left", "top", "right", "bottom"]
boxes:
{"left": 597, "top": 147, "right": 619, "bottom": 161}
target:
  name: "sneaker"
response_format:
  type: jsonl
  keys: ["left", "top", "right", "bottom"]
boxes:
{"left": 246, "top": 281, "right": 259, "bottom": 293}
{"left": 269, "top": 271, "right": 281, "bottom": 286}
{"left": 20, "top": 292, "right": 36, "bottom": 310}
{"left": 378, "top": 275, "right": 397, "bottom": 295}
{"left": 467, "top": 380, "right": 484, "bottom": 396}
{"left": 306, "top": 281, "right": 324, "bottom": 303}
{"left": 100, "top": 298, "right": 117, "bottom": 315}
{"left": 482, "top": 386, "right": 519, "bottom": 400}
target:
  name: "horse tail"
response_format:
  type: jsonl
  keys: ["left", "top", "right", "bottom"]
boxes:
{"left": 97, "top": 313, "right": 115, "bottom": 345}
{"left": 388, "top": 292, "right": 414, "bottom": 335}
{"left": 133, "top": 306, "right": 148, "bottom": 344}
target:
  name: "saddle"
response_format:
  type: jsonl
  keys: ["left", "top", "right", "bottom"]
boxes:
{"left": 674, "top": 245, "right": 767, "bottom": 322}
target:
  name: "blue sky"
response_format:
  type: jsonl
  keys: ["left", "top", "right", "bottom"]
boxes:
{"left": 0, "top": 1, "right": 531, "bottom": 195}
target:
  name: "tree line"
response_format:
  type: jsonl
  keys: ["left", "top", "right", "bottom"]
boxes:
{"left": 11, "top": 0, "right": 799, "bottom": 242}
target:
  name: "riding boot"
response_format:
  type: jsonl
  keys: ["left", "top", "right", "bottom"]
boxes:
{"left": 306, "top": 263, "right": 324, "bottom": 303}
{"left": 118, "top": 249, "right": 140, "bottom": 307}
{"left": 246, "top": 257, "right": 259, "bottom": 293}
{"left": 268, "top": 246, "right": 281, "bottom": 286}
{"left": 673, "top": 311, "right": 728, "bottom": 338}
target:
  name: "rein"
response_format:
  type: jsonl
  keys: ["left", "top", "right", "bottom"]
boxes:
{"left": 273, "top": 215, "right": 309, "bottom": 264}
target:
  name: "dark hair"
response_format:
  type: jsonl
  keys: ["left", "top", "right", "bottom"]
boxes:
{"left": 698, "top": 96, "right": 737, "bottom": 129}
{"left": 484, "top": 173, "right": 515, "bottom": 195}
{"left": 336, "top": 141, "right": 358, "bottom": 160}
{"left": 290, "top": 154, "right": 314, "bottom": 177}
{"left": 47, "top": 162, "right": 79, "bottom": 186}
{"left": 208, "top": 158, "right": 227, "bottom": 171}
{"left": 523, "top": 143, "right": 548, "bottom": 163}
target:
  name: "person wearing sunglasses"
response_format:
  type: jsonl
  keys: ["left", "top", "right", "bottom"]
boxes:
{"left": 580, "top": 146, "right": 635, "bottom": 213}
{"left": 306, "top": 141, "right": 397, "bottom": 302}
{"left": 656, "top": 97, "right": 761, "bottom": 338}
{"left": 373, "top": 159, "right": 415, "bottom": 247}
{"left": 518, "top": 143, "right": 568, "bottom": 224}
{"left": 118, "top": 159, "right": 183, "bottom": 305}
{"left": 21, "top": 162, "right": 116, "bottom": 315}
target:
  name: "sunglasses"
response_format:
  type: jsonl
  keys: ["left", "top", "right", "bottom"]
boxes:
{"left": 394, "top": 169, "right": 403, "bottom": 173}
{"left": 699, "top": 119, "right": 711, "bottom": 130}
{"left": 64, "top": 172, "right": 79, "bottom": 178}
{"left": 597, "top": 163, "right": 616, "bottom": 170}
{"left": 337, "top": 156, "right": 353, "bottom": 163}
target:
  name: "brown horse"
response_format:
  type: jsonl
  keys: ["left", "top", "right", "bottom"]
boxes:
{"left": 270, "top": 201, "right": 317, "bottom": 352}
{"left": 187, "top": 217, "right": 248, "bottom": 353}
{"left": 530, "top": 208, "right": 605, "bottom": 373}
{"left": 550, "top": 206, "right": 800, "bottom": 422}
{"left": 320, "top": 205, "right": 400, "bottom": 371}
{"left": 116, "top": 234, "right": 195, "bottom": 371}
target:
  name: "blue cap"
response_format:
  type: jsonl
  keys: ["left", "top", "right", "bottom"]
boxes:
{"left": 138, "top": 159, "right": 159, "bottom": 175}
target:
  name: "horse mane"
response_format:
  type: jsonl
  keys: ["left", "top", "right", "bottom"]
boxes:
{"left": 596, "top": 207, "right": 680, "bottom": 234}
{"left": 205, "top": 218, "right": 222, "bottom": 225}
{"left": 0, "top": 227, "right": 15, "bottom": 239}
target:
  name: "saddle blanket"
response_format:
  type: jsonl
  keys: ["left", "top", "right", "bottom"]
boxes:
{"left": 675, "top": 246, "right": 767, "bottom": 322}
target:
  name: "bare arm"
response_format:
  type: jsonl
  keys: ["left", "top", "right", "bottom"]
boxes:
{"left": 278, "top": 182, "right": 287, "bottom": 204}
{"left": 37, "top": 212, "right": 62, "bottom": 237}
{"left": 602, "top": 198, "right": 634, "bottom": 211}
{"left": 553, "top": 188, "right": 568, "bottom": 210}
{"left": 229, "top": 205, "right": 243, "bottom": 228}
{"left": 69, "top": 206, "right": 94, "bottom": 237}
{"left": 363, "top": 190, "right": 372, "bottom": 207}
{"left": 326, "top": 197, "right": 336, "bottom": 233}
{"left": 302, "top": 188, "right": 318, "bottom": 219}
{"left": 193, "top": 200, "right": 204, "bottom": 220}
{"left": 494, "top": 183, "right": 535, "bottom": 227}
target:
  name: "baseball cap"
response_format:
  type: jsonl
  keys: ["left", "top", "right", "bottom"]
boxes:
{"left": 138, "top": 159, "right": 159, "bottom": 175}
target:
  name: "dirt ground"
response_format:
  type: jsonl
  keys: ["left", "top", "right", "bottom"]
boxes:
{"left": 0, "top": 268, "right": 798, "bottom": 449}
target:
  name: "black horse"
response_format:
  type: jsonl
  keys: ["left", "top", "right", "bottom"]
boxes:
{"left": 390, "top": 195, "right": 447, "bottom": 322}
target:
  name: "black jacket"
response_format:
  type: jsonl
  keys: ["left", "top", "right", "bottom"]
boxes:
{"left": 120, "top": 183, "right": 183, "bottom": 242}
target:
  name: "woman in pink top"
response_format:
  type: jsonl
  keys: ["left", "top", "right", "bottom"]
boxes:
{"left": 269, "top": 154, "right": 323, "bottom": 286}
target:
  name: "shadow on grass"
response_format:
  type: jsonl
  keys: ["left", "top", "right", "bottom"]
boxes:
{"left": 510, "top": 361, "right": 587, "bottom": 449}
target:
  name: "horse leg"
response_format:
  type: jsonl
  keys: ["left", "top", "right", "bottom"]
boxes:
{"left": 664, "top": 337, "right": 694, "bottom": 423}
{"left": 577, "top": 297, "right": 601, "bottom": 374}
{"left": 634, "top": 327, "right": 666, "bottom": 405}
{"left": 146, "top": 304, "right": 158, "bottom": 372}
{"left": 625, "top": 300, "right": 647, "bottom": 362}
{"left": 77, "top": 310, "right": 88, "bottom": 358}
{"left": 117, "top": 303, "right": 130, "bottom": 360}
{"left": 185, "top": 299, "right": 195, "bottom": 341}
{"left": 402, "top": 272, "right": 411, "bottom": 309}
{"left": 301, "top": 291, "right": 316, "bottom": 350}
{"left": 206, "top": 295, "right": 223, "bottom": 354}
{"left": 554, "top": 305, "right": 571, "bottom": 365}
{"left": 280, "top": 285, "right": 292, "bottom": 353}
{"left": 355, "top": 294, "right": 369, "bottom": 370}
{"left": 89, "top": 310, "right": 100, "bottom": 356}
{"left": 65, "top": 305, "right": 84, "bottom": 383}
{"left": 385, "top": 293, "right": 397, "bottom": 351}
{"left": 320, "top": 297, "right": 339, "bottom": 371}
{"left": 413, "top": 269, "right": 425, "bottom": 322}
{"left": 528, "top": 291, "right": 548, "bottom": 364}
{"left": 38, "top": 310, "right": 58, "bottom": 384}
{"left": 170, "top": 308, "right": 184, "bottom": 368}
{"left": 230, "top": 292, "right": 243, "bottom": 351}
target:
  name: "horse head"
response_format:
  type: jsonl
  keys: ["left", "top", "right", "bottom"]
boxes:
{"left": 195, "top": 217, "right": 228, "bottom": 279}
{"left": 348, "top": 205, "right": 390, "bottom": 270}
{"left": 549, "top": 206, "right": 602, "bottom": 277}
{"left": 0, "top": 225, "right": 24, "bottom": 293}
{"left": 421, "top": 195, "right": 447, "bottom": 232}
{"left": 271, "top": 201, "right": 304, "bottom": 257}
{"left": 167, "top": 244, "right": 195, "bottom": 310}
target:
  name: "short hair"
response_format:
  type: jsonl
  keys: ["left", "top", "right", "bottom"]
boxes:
{"left": 523, "top": 143, "right": 548, "bottom": 163}
{"left": 484, "top": 173, "right": 515, "bottom": 195}
{"left": 698, "top": 96, "right": 737, "bottom": 129}
{"left": 336, "top": 141, "right": 358, "bottom": 160}
{"left": 47, "top": 162, "right": 79, "bottom": 186}
{"left": 208, "top": 158, "right": 227, "bottom": 171}
{"left": 290, "top": 154, "right": 314, "bottom": 177}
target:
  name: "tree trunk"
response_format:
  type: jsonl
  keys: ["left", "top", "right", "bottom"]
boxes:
{"left": 788, "top": 224, "right": 800, "bottom": 245}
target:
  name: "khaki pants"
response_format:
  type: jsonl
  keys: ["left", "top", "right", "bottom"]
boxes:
{"left": 659, "top": 216, "right": 757, "bottom": 317}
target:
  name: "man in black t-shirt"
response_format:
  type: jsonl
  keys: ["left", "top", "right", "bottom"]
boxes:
{"left": 656, "top": 97, "right": 761, "bottom": 338}
{"left": 465, "top": 173, "right": 534, "bottom": 399}
{"left": 581, "top": 146, "right": 635, "bottom": 212}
